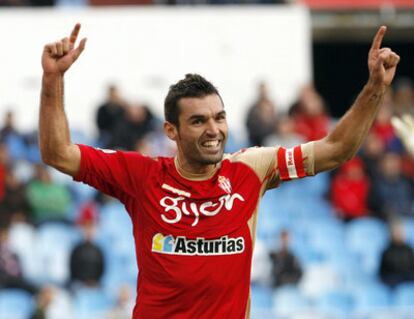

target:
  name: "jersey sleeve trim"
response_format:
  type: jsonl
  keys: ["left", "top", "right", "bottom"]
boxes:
{"left": 277, "top": 146, "right": 306, "bottom": 181}
{"left": 73, "top": 144, "right": 88, "bottom": 183}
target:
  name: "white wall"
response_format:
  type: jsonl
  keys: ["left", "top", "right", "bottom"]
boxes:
{"left": 0, "top": 6, "right": 311, "bottom": 139}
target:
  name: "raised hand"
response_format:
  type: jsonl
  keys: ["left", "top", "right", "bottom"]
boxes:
{"left": 42, "top": 23, "right": 87, "bottom": 75}
{"left": 368, "top": 26, "right": 400, "bottom": 87}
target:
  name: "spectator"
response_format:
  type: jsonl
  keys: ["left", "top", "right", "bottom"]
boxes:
{"left": 371, "top": 94, "right": 398, "bottom": 149}
{"left": 69, "top": 203, "right": 105, "bottom": 289}
{"left": 290, "top": 84, "right": 330, "bottom": 142}
{"left": 331, "top": 157, "right": 370, "bottom": 221}
{"left": 270, "top": 230, "right": 302, "bottom": 287}
{"left": 359, "top": 132, "right": 386, "bottom": 178}
{"left": 110, "top": 103, "right": 155, "bottom": 150}
{"left": 264, "top": 115, "right": 304, "bottom": 148}
{"left": 0, "top": 110, "right": 19, "bottom": 142}
{"left": 0, "top": 169, "right": 30, "bottom": 224}
{"left": 379, "top": 221, "right": 414, "bottom": 288}
{"left": 0, "top": 143, "right": 9, "bottom": 203}
{"left": 0, "top": 111, "right": 27, "bottom": 161}
{"left": 0, "top": 223, "right": 38, "bottom": 294}
{"left": 96, "top": 85, "right": 127, "bottom": 147}
{"left": 245, "top": 81, "right": 277, "bottom": 146}
{"left": 368, "top": 151, "right": 413, "bottom": 219}
{"left": 26, "top": 164, "right": 71, "bottom": 223}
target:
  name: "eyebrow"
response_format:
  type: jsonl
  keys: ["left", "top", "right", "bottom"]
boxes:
{"left": 187, "top": 111, "right": 226, "bottom": 122}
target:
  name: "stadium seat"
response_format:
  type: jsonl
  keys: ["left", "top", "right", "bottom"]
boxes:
{"left": 73, "top": 287, "right": 114, "bottom": 319}
{"left": 299, "top": 263, "right": 342, "bottom": 298}
{"left": 329, "top": 251, "right": 375, "bottom": 290}
{"left": 8, "top": 222, "right": 41, "bottom": 284}
{"left": 315, "top": 290, "right": 354, "bottom": 317}
{"left": 46, "top": 288, "right": 74, "bottom": 319}
{"left": 352, "top": 282, "right": 392, "bottom": 314}
{"left": 346, "top": 217, "right": 389, "bottom": 275}
{"left": 36, "top": 222, "right": 81, "bottom": 285}
{"left": 304, "top": 218, "right": 346, "bottom": 260}
{"left": 0, "top": 289, "right": 35, "bottom": 319}
{"left": 250, "top": 285, "right": 273, "bottom": 310}
{"left": 394, "top": 282, "right": 414, "bottom": 307}
{"left": 5, "top": 134, "right": 27, "bottom": 161}
{"left": 272, "top": 285, "right": 309, "bottom": 317}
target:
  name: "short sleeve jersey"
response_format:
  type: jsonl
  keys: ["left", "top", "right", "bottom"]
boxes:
{"left": 74, "top": 143, "right": 315, "bottom": 319}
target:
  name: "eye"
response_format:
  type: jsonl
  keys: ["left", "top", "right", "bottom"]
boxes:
{"left": 192, "top": 119, "right": 204, "bottom": 125}
{"left": 216, "top": 114, "right": 226, "bottom": 122}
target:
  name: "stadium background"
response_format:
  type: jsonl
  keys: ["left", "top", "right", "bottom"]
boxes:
{"left": 0, "top": 0, "right": 414, "bottom": 318}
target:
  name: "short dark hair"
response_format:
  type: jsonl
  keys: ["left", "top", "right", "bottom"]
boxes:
{"left": 164, "top": 74, "right": 220, "bottom": 127}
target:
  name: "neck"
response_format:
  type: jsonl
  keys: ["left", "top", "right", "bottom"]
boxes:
{"left": 175, "top": 153, "right": 217, "bottom": 177}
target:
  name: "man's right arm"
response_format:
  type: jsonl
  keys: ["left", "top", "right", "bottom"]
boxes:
{"left": 39, "top": 24, "right": 86, "bottom": 177}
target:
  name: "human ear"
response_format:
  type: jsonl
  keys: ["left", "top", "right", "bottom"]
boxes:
{"left": 163, "top": 121, "right": 178, "bottom": 141}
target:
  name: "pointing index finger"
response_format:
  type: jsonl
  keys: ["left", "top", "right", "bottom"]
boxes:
{"left": 69, "top": 23, "right": 81, "bottom": 48}
{"left": 371, "top": 26, "right": 387, "bottom": 51}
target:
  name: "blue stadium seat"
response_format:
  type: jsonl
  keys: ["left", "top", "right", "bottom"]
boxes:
{"left": 352, "top": 282, "right": 392, "bottom": 313}
{"left": 70, "top": 182, "right": 97, "bottom": 206}
{"left": 98, "top": 201, "right": 132, "bottom": 241}
{"left": 304, "top": 218, "right": 346, "bottom": 260}
{"left": 329, "top": 251, "right": 375, "bottom": 290}
{"left": 346, "top": 217, "right": 389, "bottom": 275}
{"left": 250, "top": 285, "right": 273, "bottom": 310}
{"left": 74, "top": 287, "right": 114, "bottom": 319}
{"left": 272, "top": 285, "right": 309, "bottom": 317}
{"left": 8, "top": 222, "right": 41, "bottom": 284}
{"left": 315, "top": 290, "right": 354, "bottom": 317}
{"left": 0, "top": 289, "right": 35, "bottom": 319}
{"left": 394, "top": 282, "right": 414, "bottom": 307}
{"left": 36, "top": 222, "right": 81, "bottom": 284}
{"left": 5, "top": 134, "right": 27, "bottom": 161}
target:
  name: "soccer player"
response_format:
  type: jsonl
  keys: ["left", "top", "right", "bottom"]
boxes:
{"left": 39, "top": 24, "right": 399, "bottom": 318}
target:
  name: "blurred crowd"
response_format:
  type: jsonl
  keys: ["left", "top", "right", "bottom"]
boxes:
{"left": 0, "top": 0, "right": 290, "bottom": 7}
{"left": 246, "top": 78, "right": 414, "bottom": 222}
{"left": 0, "top": 77, "right": 414, "bottom": 318}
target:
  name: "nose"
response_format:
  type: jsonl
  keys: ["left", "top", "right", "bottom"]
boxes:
{"left": 205, "top": 119, "right": 220, "bottom": 136}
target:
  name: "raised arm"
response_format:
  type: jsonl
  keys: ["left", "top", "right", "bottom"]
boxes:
{"left": 313, "top": 26, "right": 400, "bottom": 173}
{"left": 39, "top": 24, "right": 87, "bottom": 176}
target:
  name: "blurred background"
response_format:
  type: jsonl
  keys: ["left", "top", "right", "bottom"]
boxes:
{"left": 0, "top": 0, "right": 414, "bottom": 319}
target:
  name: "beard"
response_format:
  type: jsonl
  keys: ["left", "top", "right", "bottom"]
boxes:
{"left": 177, "top": 132, "right": 226, "bottom": 167}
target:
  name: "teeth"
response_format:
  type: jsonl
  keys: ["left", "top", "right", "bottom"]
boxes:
{"left": 202, "top": 140, "right": 219, "bottom": 147}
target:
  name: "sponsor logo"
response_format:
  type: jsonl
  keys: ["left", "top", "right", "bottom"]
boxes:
{"left": 159, "top": 193, "right": 245, "bottom": 227}
{"left": 152, "top": 233, "right": 245, "bottom": 256}
{"left": 218, "top": 175, "right": 232, "bottom": 194}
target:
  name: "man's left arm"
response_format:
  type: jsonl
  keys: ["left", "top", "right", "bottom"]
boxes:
{"left": 313, "top": 26, "right": 400, "bottom": 174}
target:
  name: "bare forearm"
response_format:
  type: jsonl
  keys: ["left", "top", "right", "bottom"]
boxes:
{"left": 39, "top": 74, "right": 80, "bottom": 175}
{"left": 314, "top": 82, "right": 386, "bottom": 172}
{"left": 330, "top": 82, "right": 386, "bottom": 155}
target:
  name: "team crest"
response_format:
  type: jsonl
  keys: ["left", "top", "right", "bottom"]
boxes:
{"left": 218, "top": 175, "right": 232, "bottom": 194}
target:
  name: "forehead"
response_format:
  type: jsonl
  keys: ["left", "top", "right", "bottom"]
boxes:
{"left": 178, "top": 94, "right": 224, "bottom": 120}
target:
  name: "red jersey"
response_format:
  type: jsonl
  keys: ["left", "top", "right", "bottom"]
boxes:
{"left": 74, "top": 143, "right": 315, "bottom": 319}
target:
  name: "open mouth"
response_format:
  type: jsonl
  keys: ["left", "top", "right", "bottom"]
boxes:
{"left": 200, "top": 140, "right": 222, "bottom": 152}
